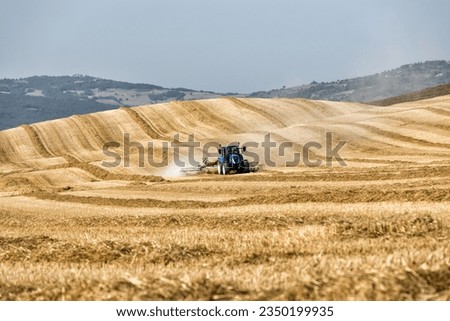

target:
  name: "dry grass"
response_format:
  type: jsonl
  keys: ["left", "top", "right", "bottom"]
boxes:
{"left": 1, "top": 166, "right": 449, "bottom": 300}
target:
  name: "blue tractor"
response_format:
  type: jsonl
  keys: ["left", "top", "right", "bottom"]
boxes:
{"left": 217, "top": 144, "right": 250, "bottom": 175}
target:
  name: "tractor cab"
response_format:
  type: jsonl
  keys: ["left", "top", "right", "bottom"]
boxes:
{"left": 217, "top": 143, "right": 250, "bottom": 175}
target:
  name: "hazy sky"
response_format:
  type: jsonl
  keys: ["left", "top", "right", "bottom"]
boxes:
{"left": 1, "top": 0, "right": 449, "bottom": 93}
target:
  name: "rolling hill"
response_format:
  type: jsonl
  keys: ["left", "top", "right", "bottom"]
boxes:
{"left": 0, "top": 96, "right": 449, "bottom": 191}
{"left": 370, "top": 82, "right": 450, "bottom": 106}
{"left": 1, "top": 60, "right": 449, "bottom": 131}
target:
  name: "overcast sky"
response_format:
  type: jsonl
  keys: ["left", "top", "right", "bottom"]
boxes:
{"left": 1, "top": 0, "right": 449, "bottom": 93}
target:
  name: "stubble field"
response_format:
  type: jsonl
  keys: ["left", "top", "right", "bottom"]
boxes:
{"left": 0, "top": 96, "right": 449, "bottom": 300}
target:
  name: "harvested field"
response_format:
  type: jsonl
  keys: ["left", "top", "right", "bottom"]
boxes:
{"left": 0, "top": 96, "right": 449, "bottom": 300}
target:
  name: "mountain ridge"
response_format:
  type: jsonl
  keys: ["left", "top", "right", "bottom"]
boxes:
{"left": 249, "top": 60, "right": 450, "bottom": 101}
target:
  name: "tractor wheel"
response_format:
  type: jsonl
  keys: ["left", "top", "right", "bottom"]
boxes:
{"left": 222, "top": 163, "right": 228, "bottom": 175}
{"left": 243, "top": 160, "right": 250, "bottom": 173}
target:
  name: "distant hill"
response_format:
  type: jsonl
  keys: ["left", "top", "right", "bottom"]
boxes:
{"left": 0, "top": 75, "right": 225, "bottom": 130}
{"left": 370, "top": 82, "right": 450, "bottom": 106}
{"left": 1, "top": 60, "right": 450, "bottom": 130}
{"left": 249, "top": 60, "right": 450, "bottom": 102}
